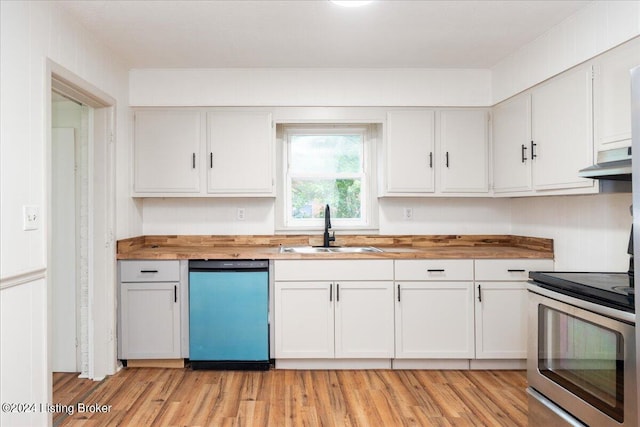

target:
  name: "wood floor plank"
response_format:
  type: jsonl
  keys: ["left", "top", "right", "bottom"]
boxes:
{"left": 55, "top": 368, "right": 529, "bottom": 427}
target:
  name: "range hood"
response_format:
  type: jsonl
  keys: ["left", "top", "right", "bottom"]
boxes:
{"left": 579, "top": 147, "right": 632, "bottom": 181}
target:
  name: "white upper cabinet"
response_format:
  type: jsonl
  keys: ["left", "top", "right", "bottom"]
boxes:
{"left": 492, "top": 94, "right": 532, "bottom": 194}
{"left": 383, "top": 109, "right": 489, "bottom": 196}
{"left": 132, "top": 109, "right": 275, "bottom": 197}
{"left": 207, "top": 111, "right": 274, "bottom": 194}
{"left": 530, "top": 66, "right": 594, "bottom": 192}
{"left": 492, "top": 65, "right": 597, "bottom": 197}
{"left": 438, "top": 110, "right": 489, "bottom": 193}
{"left": 133, "top": 110, "right": 202, "bottom": 194}
{"left": 593, "top": 38, "right": 640, "bottom": 150}
{"left": 384, "top": 110, "right": 435, "bottom": 194}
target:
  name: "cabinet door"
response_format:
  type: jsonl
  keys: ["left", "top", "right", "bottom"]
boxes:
{"left": 133, "top": 110, "right": 202, "bottom": 193}
{"left": 492, "top": 94, "right": 533, "bottom": 193}
{"left": 120, "top": 282, "right": 181, "bottom": 359}
{"left": 334, "top": 281, "right": 394, "bottom": 358}
{"left": 594, "top": 38, "right": 640, "bottom": 150}
{"left": 207, "top": 111, "right": 273, "bottom": 194}
{"left": 531, "top": 67, "right": 594, "bottom": 191}
{"left": 385, "top": 110, "right": 435, "bottom": 193}
{"left": 274, "top": 282, "right": 334, "bottom": 359}
{"left": 475, "top": 282, "right": 527, "bottom": 359}
{"left": 439, "top": 110, "right": 489, "bottom": 193}
{"left": 395, "top": 282, "right": 474, "bottom": 359}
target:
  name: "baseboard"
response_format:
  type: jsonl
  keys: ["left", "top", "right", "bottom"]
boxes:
{"left": 275, "top": 359, "right": 392, "bottom": 370}
{"left": 125, "top": 359, "right": 185, "bottom": 368}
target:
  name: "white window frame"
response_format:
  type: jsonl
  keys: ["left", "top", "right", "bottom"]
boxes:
{"left": 279, "top": 124, "right": 378, "bottom": 231}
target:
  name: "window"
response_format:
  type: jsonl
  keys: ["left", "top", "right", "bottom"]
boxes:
{"left": 282, "top": 125, "right": 375, "bottom": 229}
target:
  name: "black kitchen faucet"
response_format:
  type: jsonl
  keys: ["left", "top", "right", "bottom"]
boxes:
{"left": 323, "top": 204, "right": 335, "bottom": 247}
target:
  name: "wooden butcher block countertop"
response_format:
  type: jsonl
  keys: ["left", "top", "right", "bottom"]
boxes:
{"left": 117, "top": 235, "right": 553, "bottom": 260}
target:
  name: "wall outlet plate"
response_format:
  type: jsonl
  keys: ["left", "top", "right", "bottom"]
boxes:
{"left": 403, "top": 207, "right": 413, "bottom": 220}
{"left": 23, "top": 205, "right": 40, "bottom": 230}
{"left": 236, "top": 208, "right": 246, "bottom": 221}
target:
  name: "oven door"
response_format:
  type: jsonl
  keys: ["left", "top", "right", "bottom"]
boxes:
{"left": 527, "top": 287, "right": 636, "bottom": 427}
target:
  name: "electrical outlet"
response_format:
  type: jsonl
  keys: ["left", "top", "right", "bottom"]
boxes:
{"left": 23, "top": 205, "right": 40, "bottom": 230}
{"left": 236, "top": 208, "right": 246, "bottom": 221}
{"left": 403, "top": 207, "right": 413, "bottom": 220}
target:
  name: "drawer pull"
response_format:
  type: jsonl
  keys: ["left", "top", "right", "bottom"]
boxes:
{"left": 140, "top": 270, "right": 159, "bottom": 273}
{"left": 427, "top": 269, "right": 445, "bottom": 272}
{"left": 507, "top": 269, "right": 526, "bottom": 272}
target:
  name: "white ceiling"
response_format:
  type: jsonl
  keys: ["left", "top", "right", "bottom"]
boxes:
{"left": 59, "top": 0, "right": 591, "bottom": 69}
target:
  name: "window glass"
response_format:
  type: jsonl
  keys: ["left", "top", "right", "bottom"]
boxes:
{"left": 285, "top": 127, "right": 368, "bottom": 227}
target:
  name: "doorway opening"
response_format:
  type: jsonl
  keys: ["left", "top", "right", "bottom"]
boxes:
{"left": 47, "top": 61, "right": 117, "bottom": 410}
{"left": 51, "top": 92, "right": 88, "bottom": 374}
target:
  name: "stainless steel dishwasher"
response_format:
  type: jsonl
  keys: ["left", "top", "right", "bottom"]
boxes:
{"left": 188, "top": 260, "right": 270, "bottom": 370}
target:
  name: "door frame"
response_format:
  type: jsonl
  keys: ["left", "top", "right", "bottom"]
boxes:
{"left": 46, "top": 59, "right": 117, "bottom": 402}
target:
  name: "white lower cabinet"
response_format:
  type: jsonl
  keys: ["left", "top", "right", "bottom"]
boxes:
{"left": 118, "top": 260, "right": 187, "bottom": 360}
{"left": 335, "top": 281, "right": 395, "bottom": 358}
{"left": 474, "top": 259, "right": 554, "bottom": 361}
{"left": 395, "top": 282, "right": 474, "bottom": 358}
{"left": 274, "top": 260, "right": 394, "bottom": 363}
{"left": 120, "top": 282, "right": 182, "bottom": 359}
{"left": 272, "top": 257, "right": 554, "bottom": 369}
{"left": 274, "top": 281, "right": 334, "bottom": 359}
{"left": 474, "top": 282, "right": 528, "bottom": 359}
{"left": 394, "top": 260, "right": 475, "bottom": 359}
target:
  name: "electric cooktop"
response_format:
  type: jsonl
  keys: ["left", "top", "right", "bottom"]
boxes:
{"left": 529, "top": 271, "right": 635, "bottom": 313}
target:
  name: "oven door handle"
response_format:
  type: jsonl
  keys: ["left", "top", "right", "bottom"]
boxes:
{"left": 526, "top": 283, "right": 636, "bottom": 324}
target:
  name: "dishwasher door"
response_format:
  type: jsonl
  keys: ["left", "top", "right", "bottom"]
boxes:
{"left": 189, "top": 260, "right": 269, "bottom": 370}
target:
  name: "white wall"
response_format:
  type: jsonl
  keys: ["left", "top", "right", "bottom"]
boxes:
{"left": 142, "top": 198, "right": 275, "bottom": 235}
{"left": 379, "top": 198, "right": 512, "bottom": 235}
{"left": 511, "top": 193, "right": 632, "bottom": 271}
{"left": 140, "top": 197, "right": 514, "bottom": 237}
{"left": 0, "top": 2, "right": 133, "bottom": 425}
{"left": 129, "top": 68, "right": 492, "bottom": 107}
{"left": 492, "top": 1, "right": 640, "bottom": 103}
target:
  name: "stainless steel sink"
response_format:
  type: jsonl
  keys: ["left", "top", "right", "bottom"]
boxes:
{"left": 279, "top": 246, "right": 383, "bottom": 254}
{"left": 328, "top": 247, "right": 383, "bottom": 253}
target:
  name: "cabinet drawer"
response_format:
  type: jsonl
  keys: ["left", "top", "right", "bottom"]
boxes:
{"left": 120, "top": 260, "right": 180, "bottom": 282}
{"left": 274, "top": 260, "right": 394, "bottom": 281}
{"left": 474, "top": 259, "right": 554, "bottom": 281}
{"left": 395, "top": 260, "right": 474, "bottom": 281}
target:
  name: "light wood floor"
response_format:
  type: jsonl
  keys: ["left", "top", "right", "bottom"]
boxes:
{"left": 54, "top": 368, "right": 528, "bottom": 426}
{"left": 52, "top": 372, "right": 104, "bottom": 426}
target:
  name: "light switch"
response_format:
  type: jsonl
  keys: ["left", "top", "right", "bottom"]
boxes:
{"left": 23, "top": 205, "right": 40, "bottom": 231}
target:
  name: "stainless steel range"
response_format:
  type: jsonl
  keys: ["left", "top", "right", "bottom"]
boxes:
{"left": 527, "top": 272, "right": 636, "bottom": 426}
